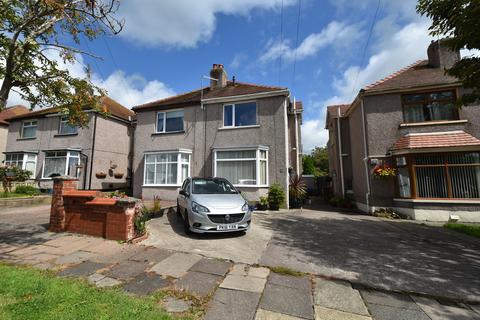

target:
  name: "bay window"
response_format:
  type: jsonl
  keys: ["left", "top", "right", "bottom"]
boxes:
{"left": 5, "top": 153, "right": 37, "bottom": 178}
{"left": 156, "top": 110, "right": 184, "bottom": 133}
{"left": 59, "top": 116, "right": 78, "bottom": 135}
{"left": 21, "top": 120, "right": 37, "bottom": 138}
{"left": 402, "top": 90, "right": 458, "bottom": 123}
{"left": 144, "top": 151, "right": 191, "bottom": 186}
{"left": 396, "top": 152, "right": 480, "bottom": 199}
{"left": 214, "top": 147, "right": 268, "bottom": 187}
{"left": 43, "top": 151, "right": 80, "bottom": 178}
{"left": 223, "top": 102, "right": 257, "bottom": 127}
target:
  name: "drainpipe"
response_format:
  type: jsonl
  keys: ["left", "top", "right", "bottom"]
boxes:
{"left": 293, "top": 97, "right": 300, "bottom": 176}
{"left": 337, "top": 106, "right": 345, "bottom": 198}
{"left": 360, "top": 99, "right": 371, "bottom": 213}
{"left": 88, "top": 113, "right": 98, "bottom": 190}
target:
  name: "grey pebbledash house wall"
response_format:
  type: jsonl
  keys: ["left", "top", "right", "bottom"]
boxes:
{"left": 131, "top": 64, "right": 302, "bottom": 205}
{"left": 4, "top": 97, "right": 134, "bottom": 191}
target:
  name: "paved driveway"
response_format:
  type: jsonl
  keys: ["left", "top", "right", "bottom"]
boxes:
{"left": 259, "top": 206, "right": 480, "bottom": 302}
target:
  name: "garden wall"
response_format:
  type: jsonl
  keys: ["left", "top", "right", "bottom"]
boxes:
{"left": 49, "top": 177, "right": 136, "bottom": 241}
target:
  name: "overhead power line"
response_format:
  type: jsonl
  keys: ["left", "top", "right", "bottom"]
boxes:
{"left": 291, "top": 0, "right": 302, "bottom": 93}
{"left": 278, "top": 0, "right": 284, "bottom": 85}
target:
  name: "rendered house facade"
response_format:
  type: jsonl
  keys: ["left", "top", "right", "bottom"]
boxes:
{"left": 0, "top": 105, "right": 29, "bottom": 163}
{"left": 132, "top": 64, "right": 303, "bottom": 206}
{"left": 4, "top": 97, "right": 134, "bottom": 191}
{"left": 327, "top": 40, "right": 480, "bottom": 222}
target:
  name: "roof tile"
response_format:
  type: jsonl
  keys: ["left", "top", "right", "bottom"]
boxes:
{"left": 391, "top": 131, "right": 480, "bottom": 151}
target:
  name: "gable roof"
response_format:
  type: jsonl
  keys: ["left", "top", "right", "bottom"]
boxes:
{"left": 325, "top": 104, "right": 351, "bottom": 129}
{"left": 133, "top": 81, "right": 287, "bottom": 111}
{"left": 0, "top": 105, "right": 29, "bottom": 125}
{"left": 363, "top": 60, "right": 460, "bottom": 94}
{"left": 7, "top": 96, "right": 134, "bottom": 122}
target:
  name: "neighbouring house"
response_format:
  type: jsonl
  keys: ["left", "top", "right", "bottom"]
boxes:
{"left": 0, "top": 105, "right": 30, "bottom": 163}
{"left": 4, "top": 97, "right": 135, "bottom": 191}
{"left": 131, "top": 64, "right": 303, "bottom": 206}
{"left": 326, "top": 40, "right": 480, "bottom": 222}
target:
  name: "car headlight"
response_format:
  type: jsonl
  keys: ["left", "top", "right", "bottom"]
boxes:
{"left": 192, "top": 201, "right": 210, "bottom": 213}
{"left": 242, "top": 202, "right": 249, "bottom": 212}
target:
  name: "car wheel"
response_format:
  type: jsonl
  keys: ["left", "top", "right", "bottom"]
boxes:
{"left": 184, "top": 213, "right": 193, "bottom": 235}
{"left": 176, "top": 202, "right": 181, "bottom": 216}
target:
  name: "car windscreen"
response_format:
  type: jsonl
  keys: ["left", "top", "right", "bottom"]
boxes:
{"left": 192, "top": 179, "right": 238, "bottom": 194}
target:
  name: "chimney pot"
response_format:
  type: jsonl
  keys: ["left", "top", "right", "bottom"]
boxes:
{"left": 209, "top": 63, "right": 228, "bottom": 90}
{"left": 427, "top": 39, "right": 460, "bottom": 69}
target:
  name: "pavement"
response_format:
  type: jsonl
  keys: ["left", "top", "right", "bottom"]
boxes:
{"left": 1, "top": 204, "right": 480, "bottom": 319}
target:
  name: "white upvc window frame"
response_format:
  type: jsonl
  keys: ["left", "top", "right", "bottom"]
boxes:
{"left": 222, "top": 101, "right": 258, "bottom": 128}
{"left": 41, "top": 151, "right": 80, "bottom": 179}
{"left": 58, "top": 116, "right": 78, "bottom": 135}
{"left": 21, "top": 120, "right": 38, "bottom": 138}
{"left": 213, "top": 146, "right": 269, "bottom": 188}
{"left": 143, "top": 150, "right": 192, "bottom": 187}
{"left": 4, "top": 153, "right": 37, "bottom": 178}
{"left": 155, "top": 109, "right": 185, "bottom": 133}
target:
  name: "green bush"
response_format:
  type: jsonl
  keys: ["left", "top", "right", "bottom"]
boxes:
{"left": 267, "top": 183, "right": 285, "bottom": 210}
{"left": 14, "top": 185, "right": 39, "bottom": 196}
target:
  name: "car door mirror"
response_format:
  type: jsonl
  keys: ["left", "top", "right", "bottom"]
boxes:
{"left": 179, "top": 189, "right": 189, "bottom": 197}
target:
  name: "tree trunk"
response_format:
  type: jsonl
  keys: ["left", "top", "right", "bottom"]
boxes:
{"left": 0, "top": 76, "right": 12, "bottom": 110}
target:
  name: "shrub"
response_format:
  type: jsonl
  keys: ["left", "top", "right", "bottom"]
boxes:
{"left": 134, "top": 205, "right": 153, "bottom": 236}
{"left": 15, "top": 185, "right": 40, "bottom": 196}
{"left": 267, "top": 183, "right": 285, "bottom": 210}
{"left": 0, "top": 165, "right": 32, "bottom": 193}
{"left": 153, "top": 195, "right": 161, "bottom": 213}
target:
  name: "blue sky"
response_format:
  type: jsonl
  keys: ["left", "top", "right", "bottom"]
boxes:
{"left": 7, "top": 0, "right": 437, "bottom": 152}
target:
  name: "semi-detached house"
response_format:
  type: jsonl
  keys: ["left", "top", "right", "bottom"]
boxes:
{"left": 132, "top": 64, "right": 303, "bottom": 206}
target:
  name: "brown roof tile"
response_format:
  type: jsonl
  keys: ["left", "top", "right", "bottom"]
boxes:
{"left": 391, "top": 131, "right": 480, "bottom": 151}
{"left": 7, "top": 96, "right": 133, "bottom": 121}
{"left": 364, "top": 60, "right": 460, "bottom": 93}
{"left": 133, "top": 81, "right": 287, "bottom": 111}
{"left": 0, "top": 105, "right": 30, "bottom": 125}
{"left": 326, "top": 104, "right": 351, "bottom": 117}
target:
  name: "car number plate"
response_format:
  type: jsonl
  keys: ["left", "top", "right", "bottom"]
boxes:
{"left": 217, "top": 224, "right": 239, "bottom": 231}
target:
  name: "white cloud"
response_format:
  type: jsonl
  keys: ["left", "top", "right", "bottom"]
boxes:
{"left": 230, "top": 53, "right": 247, "bottom": 69}
{"left": 302, "top": 119, "right": 329, "bottom": 153}
{"left": 259, "top": 21, "right": 362, "bottom": 63}
{"left": 118, "top": 0, "right": 296, "bottom": 48}
{"left": 4, "top": 51, "right": 174, "bottom": 109}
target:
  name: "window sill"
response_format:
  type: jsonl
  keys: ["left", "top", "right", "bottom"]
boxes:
{"left": 151, "top": 131, "right": 185, "bottom": 136}
{"left": 399, "top": 120, "right": 468, "bottom": 128}
{"left": 54, "top": 133, "right": 78, "bottom": 137}
{"left": 394, "top": 198, "right": 480, "bottom": 204}
{"left": 219, "top": 125, "right": 260, "bottom": 131}
{"left": 17, "top": 137, "right": 36, "bottom": 141}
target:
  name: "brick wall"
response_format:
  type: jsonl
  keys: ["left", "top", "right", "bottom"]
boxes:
{"left": 49, "top": 177, "right": 137, "bottom": 241}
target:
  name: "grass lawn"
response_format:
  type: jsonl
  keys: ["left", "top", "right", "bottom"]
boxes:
{"left": 0, "top": 263, "right": 177, "bottom": 320}
{"left": 444, "top": 223, "right": 480, "bottom": 238}
{"left": 0, "top": 193, "right": 33, "bottom": 198}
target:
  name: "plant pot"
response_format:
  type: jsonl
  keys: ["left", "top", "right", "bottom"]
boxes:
{"left": 95, "top": 172, "right": 107, "bottom": 179}
{"left": 114, "top": 173, "right": 124, "bottom": 179}
{"left": 269, "top": 203, "right": 280, "bottom": 211}
{"left": 257, "top": 204, "right": 268, "bottom": 211}
{"left": 289, "top": 198, "right": 303, "bottom": 209}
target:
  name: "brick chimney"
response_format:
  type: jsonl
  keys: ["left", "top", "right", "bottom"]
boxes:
{"left": 210, "top": 64, "right": 228, "bottom": 89}
{"left": 427, "top": 39, "right": 460, "bottom": 69}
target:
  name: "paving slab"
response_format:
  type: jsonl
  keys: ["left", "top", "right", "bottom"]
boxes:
{"left": 411, "top": 296, "right": 480, "bottom": 320}
{"left": 259, "top": 282, "right": 314, "bottom": 320}
{"left": 42, "top": 236, "right": 99, "bottom": 254}
{"left": 205, "top": 288, "right": 261, "bottom": 320}
{"left": 81, "top": 240, "right": 122, "bottom": 254}
{"left": 27, "top": 253, "right": 60, "bottom": 263}
{"left": 229, "top": 264, "right": 269, "bottom": 278}
{"left": 314, "top": 306, "right": 372, "bottom": 320}
{"left": 9, "top": 244, "right": 55, "bottom": 257}
{"left": 471, "top": 304, "right": 480, "bottom": 315}
{"left": 360, "top": 290, "right": 419, "bottom": 310}
{"left": 103, "top": 260, "right": 150, "bottom": 280}
{"left": 164, "top": 297, "right": 192, "bottom": 313}
{"left": 269, "top": 273, "right": 310, "bottom": 291}
{"left": 220, "top": 274, "right": 267, "bottom": 293}
{"left": 89, "top": 244, "right": 141, "bottom": 264}
{"left": 87, "top": 273, "right": 106, "bottom": 285}
{"left": 149, "top": 252, "right": 202, "bottom": 278}
{"left": 54, "top": 250, "right": 94, "bottom": 265}
{"left": 255, "top": 308, "right": 306, "bottom": 320}
{"left": 367, "top": 304, "right": 430, "bottom": 320}
{"left": 58, "top": 261, "right": 109, "bottom": 278}
{"left": 128, "top": 246, "right": 171, "bottom": 263}
{"left": 189, "top": 258, "right": 232, "bottom": 276}
{"left": 174, "top": 271, "right": 222, "bottom": 297}
{"left": 95, "top": 276, "right": 122, "bottom": 288}
{"left": 123, "top": 272, "right": 169, "bottom": 296}
{"left": 314, "top": 278, "right": 370, "bottom": 316}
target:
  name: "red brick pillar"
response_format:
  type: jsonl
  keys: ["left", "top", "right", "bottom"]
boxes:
{"left": 49, "top": 177, "right": 79, "bottom": 232}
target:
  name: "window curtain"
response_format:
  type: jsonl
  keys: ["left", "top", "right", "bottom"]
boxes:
{"left": 404, "top": 104, "right": 424, "bottom": 122}
{"left": 428, "top": 102, "right": 455, "bottom": 121}
{"left": 44, "top": 158, "right": 66, "bottom": 178}
{"left": 217, "top": 160, "right": 256, "bottom": 185}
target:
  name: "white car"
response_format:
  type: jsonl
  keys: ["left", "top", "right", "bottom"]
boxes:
{"left": 177, "top": 177, "right": 252, "bottom": 234}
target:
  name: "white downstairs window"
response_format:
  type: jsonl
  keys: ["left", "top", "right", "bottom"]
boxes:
{"left": 5, "top": 153, "right": 37, "bottom": 178}
{"left": 144, "top": 151, "right": 191, "bottom": 186}
{"left": 42, "top": 151, "right": 80, "bottom": 178}
{"left": 214, "top": 147, "right": 268, "bottom": 187}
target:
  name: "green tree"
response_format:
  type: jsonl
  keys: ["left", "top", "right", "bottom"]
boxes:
{"left": 0, "top": 0, "right": 123, "bottom": 124}
{"left": 0, "top": 165, "right": 32, "bottom": 193}
{"left": 302, "top": 155, "right": 315, "bottom": 175}
{"left": 311, "top": 146, "right": 329, "bottom": 176}
{"left": 417, "top": 0, "right": 480, "bottom": 105}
